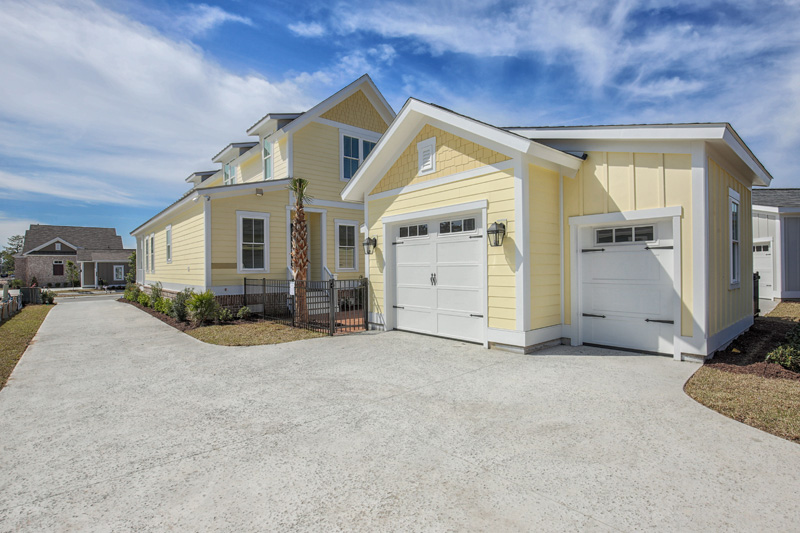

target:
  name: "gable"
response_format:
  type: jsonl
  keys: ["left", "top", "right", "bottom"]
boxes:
{"left": 320, "top": 90, "right": 388, "bottom": 134}
{"left": 36, "top": 240, "right": 77, "bottom": 253}
{"left": 370, "top": 124, "right": 511, "bottom": 195}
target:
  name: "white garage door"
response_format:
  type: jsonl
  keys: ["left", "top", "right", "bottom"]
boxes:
{"left": 753, "top": 241, "right": 773, "bottom": 295}
{"left": 393, "top": 214, "right": 484, "bottom": 343}
{"left": 580, "top": 220, "right": 675, "bottom": 355}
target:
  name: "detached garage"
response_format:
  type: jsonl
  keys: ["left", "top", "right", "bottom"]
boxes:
{"left": 343, "top": 99, "right": 773, "bottom": 361}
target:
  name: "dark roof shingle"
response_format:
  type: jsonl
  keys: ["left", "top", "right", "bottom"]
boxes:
{"left": 22, "top": 225, "right": 124, "bottom": 253}
{"left": 752, "top": 188, "right": 800, "bottom": 208}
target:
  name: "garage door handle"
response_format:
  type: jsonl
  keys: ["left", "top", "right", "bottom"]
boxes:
{"left": 645, "top": 318, "right": 674, "bottom": 324}
{"left": 582, "top": 248, "right": 605, "bottom": 253}
{"left": 391, "top": 241, "right": 404, "bottom": 245}
{"left": 582, "top": 313, "right": 605, "bottom": 318}
{"left": 393, "top": 305, "right": 404, "bottom": 309}
{"left": 645, "top": 245, "right": 673, "bottom": 250}
{"left": 469, "top": 235, "right": 483, "bottom": 239}
{"left": 470, "top": 314, "right": 484, "bottom": 318}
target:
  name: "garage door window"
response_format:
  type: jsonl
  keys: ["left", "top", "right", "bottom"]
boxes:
{"left": 596, "top": 225, "right": 654, "bottom": 245}
{"left": 754, "top": 244, "right": 770, "bottom": 252}
{"left": 399, "top": 224, "right": 428, "bottom": 238}
{"left": 440, "top": 217, "right": 476, "bottom": 235}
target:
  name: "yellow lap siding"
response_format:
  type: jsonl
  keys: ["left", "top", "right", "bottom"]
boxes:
{"left": 325, "top": 205, "right": 366, "bottom": 280}
{"left": 148, "top": 203, "right": 205, "bottom": 287}
{"left": 240, "top": 152, "right": 262, "bottom": 183}
{"left": 368, "top": 168, "right": 516, "bottom": 331}
{"left": 529, "top": 164, "right": 562, "bottom": 330}
{"left": 293, "top": 121, "right": 349, "bottom": 203}
{"left": 708, "top": 158, "right": 752, "bottom": 335}
{"left": 562, "top": 152, "right": 694, "bottom": 337}
{"left": 273, "top": 137, "right": 288, "bottom": 180}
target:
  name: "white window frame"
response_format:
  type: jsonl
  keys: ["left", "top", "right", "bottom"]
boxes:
{"left": 339, "top": 128, "right": 381, "bottom": 182}
{"left": 144, "top": 237, "right": 149, "bottom": 273}
{"left": 263, "top": 137, "right": 273, "bottom": 180}
{"left": 237, "top": 211, "right": 270, "bottom": 274}
{"left": 149, "top": 233, "right": 155, "bottom": 273}
{"left": 223, "top": 162, "right": 236, "bottom": 185}
{"left": 165, "top": 225, "right": 172, "bottom": 264}
{"left": 594, "top": 224, "right": 657, "bottom": 246}
{"left": 113, "top": 265, "right": 125, "bottom": 281}
{"left": 334, "top": 219, "right": 359, "bottom": 272}
{"left": 55, "top": 242, "right": 62, "bottom": 251}
{"left": 417, "top": 137, "right": 436, "bottom": 176}
{"left": 729, "top": 188, "right": 741, "bottom": 287}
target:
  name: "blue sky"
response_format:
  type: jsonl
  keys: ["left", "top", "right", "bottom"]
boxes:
{"left": 1, "top": 0, "right": 798, "bottom": 248}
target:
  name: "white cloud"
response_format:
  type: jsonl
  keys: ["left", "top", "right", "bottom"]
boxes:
{"left": 175, "top": 3, "right": 253, "bottom": 37}
{"left": 288, "top": 21, "right": 326, "bottom": 37}
{"left": 0, "top": 213, "right": 39, "bottom": 251}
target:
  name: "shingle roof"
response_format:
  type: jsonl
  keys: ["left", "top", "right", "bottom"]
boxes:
{"left": 22, "top": 225, "right": 124, "bottom": 253}
{"left": 752, "top": 188, "right": 800, "bottom": 208}
{"left": 76, "top": 249, "right": 134, "bottom": 262}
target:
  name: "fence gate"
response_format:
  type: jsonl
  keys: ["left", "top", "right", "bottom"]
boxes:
{"left": 244, "top": 278, "right": 368, "bottom": 335}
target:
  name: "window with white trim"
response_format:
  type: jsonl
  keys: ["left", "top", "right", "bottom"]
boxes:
{"left": 114, "top": 265, "right": 125, "bottom": 281}
{"left": 55, "top": 242, "right": 62, "bottom": 251}
{"left": 263, "top": 138, "right": 273, "bottom": 180}
{"left": 417, "top": 137, "right": 436, "bottom": 176}
{"left": 165, "top": 225, "right": 172, "bottom": 263}
{"left": 144, "top": 237, "right": 149, "bottom": 272}
{"left": 237, "top": 211, "right": 269, "bottom": 272}
{"left": 730, "top": 189, "right": 741, "bottom": 286}
{"left": 439, "top": 217, "right": 476, "bottom": 235}
{"left": 335, "top": 220, "right": 358, "bottom": 271}
{"left": 340, "top": 131, "right": 380, "bottom": 180}
{"left": 223, "top": 162, "right": 236, "bottom": 185}
{"left": 149, "top": 234, "right": 155, "bottom": 272}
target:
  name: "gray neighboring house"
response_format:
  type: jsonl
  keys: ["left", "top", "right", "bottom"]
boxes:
{"left": 15, "top": 225, "right": 133, "bottom": 288}
{"left": 752, "top": 188, "right": 800, "bottom": 300}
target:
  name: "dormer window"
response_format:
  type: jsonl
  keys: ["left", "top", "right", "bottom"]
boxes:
{"left": 340, "top": 130, "right": 380, "bottom": 181}
{"left": 223, "top": 162, "right": 236, "bottom": 185}
{"left": 263, "top": 138, "right": 273, "bottom": 180}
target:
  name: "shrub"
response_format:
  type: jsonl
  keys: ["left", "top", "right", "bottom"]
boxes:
{"left": 46, "top": 282, "right": 52, "bottom": 288}
{"left": 766, "top": 344, "right": 800, "bottom": 373}
{"left": 124, "top": 283, "right": 141, "bottom": 302}
{"left": 236, "top": 306, "right": 252, "bottom": 320}
{"left": 150, "top": 282, "right": 163, "bottom": 301}
{"left": 137, "top": 292, "right": 151, "bottom": 307}
{"left": 10, "top": 279, "right": 23, "bottom": 289}
{"left": 154, "top": 297, "right": 173, "bottom": 316}
{"left": 217, "top": 307, "right": 234, "bottom": 323}
{"left": 41, "top": 289, "right": 55, "bottom": 305}
{"left": 54, "top": 282, "right": 61, "bottom": 288}
{"left": 187, "top": 290, "right": 218, "bottom": 325}
{"left": 30, "top": 276, "right": 38, "bottom": 287}
{"left": 171, "top": 288, "right": 194, "bottom": 322}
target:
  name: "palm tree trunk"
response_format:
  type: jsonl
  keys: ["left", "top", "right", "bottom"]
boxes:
{"left": 292, "top": 202, "right": 309, "bottom": 322}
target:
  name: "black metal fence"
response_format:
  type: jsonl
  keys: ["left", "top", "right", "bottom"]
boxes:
{"left": 754, "top": 272, "right": 761, "bottom": 316}
{"left": 244, "top": 278, "right": 368, "bottom": 335}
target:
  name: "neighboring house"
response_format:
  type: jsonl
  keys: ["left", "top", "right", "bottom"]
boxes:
{"left": 15, "top": 225, "right": 133, "bottom": 287}
{"left": 131, "top": 75, "right": 394, "bottom": 296}
{"left": 342, "top": 99, "right": 772, "bottom": 361}
{"left": 751, "top": 188, "right": 800, "bottom": 300}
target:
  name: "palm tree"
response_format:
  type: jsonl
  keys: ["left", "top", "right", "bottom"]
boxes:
{"left": 288, "top": 177, "right": 312, "bottom": 322}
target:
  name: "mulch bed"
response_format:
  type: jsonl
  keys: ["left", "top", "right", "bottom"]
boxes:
{"left": 118, "top": 298, "right": 193, "bottom": 332}
{"left": 706, "top": 312, "right": 800, "bottom": 382}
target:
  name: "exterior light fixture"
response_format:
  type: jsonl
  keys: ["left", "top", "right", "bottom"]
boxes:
{"left": 362, "top": 236, "right": 377, "bottom": 255}
{"left": 487, "top": 222, "right": 506, "bottom": 247}
{"left": 255, "top": 188, "right": 263, "bottom": 197}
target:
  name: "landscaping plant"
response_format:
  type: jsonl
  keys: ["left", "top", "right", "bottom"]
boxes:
{"left": 217, "top": 307, "right": 234, "bottom": 323}
{"left": 236, "top": 306, "right": 252, "bottom": 320}
{"left": 41, "top": 289, "right": 55, "bottom": 305}
{"left": 170, "top": 288, "right": 194, "bottom": 322}
{"left": 288, "top": 177, "right": 313, "bottom": 323}
{"left": 137, "top": 292, "right": 151, "bottom": 307}
{"left": 65, "top": 260, "right": 80, "bottom": 287}
{"left": 187, "top": 290, "right": 218, "bottom": 325}
{"left": 154, "top": 297, "right": 173, "bottom": 316}
{"left": 765, "top": 324, "right": 800, "bottom": 373}
{"left": 124, "top": 283, "right": 141, "bottom": 302}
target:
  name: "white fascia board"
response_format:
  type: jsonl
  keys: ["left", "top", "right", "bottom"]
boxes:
{"left": 212, "top": 143, "right": 257, "bottom": 164}
{"left": 23, "top": 237, "right": 81, "bottom": 255}
{"left": 246, "top": 114, "right": 302, "bottom": 137}
{"left": 721, "top": 127, "right": 772, "bottom": 186}
{"left": 131, "top": 192, "right": 199, "bottom": 236}
{"left": 231, "top": 144, "right": 260, "bottom": 167}
{"left": 508, "top": 124, "right": 729, "bottom": 141}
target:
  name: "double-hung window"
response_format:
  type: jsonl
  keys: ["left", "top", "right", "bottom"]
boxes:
{"left": 144, "top": 237, "right": 149, "bottom": 272}
{"left": 114, "top": 265, "right": 125, "bottom": 281}
{"left": 340, "top": 130, "right": 380, "bottom": 181}
{"left": 335, "top": 220, "right": 358, "bottom": 271}
{"left": 165, "top": 225, "right": 172, "bottom": 263}
{"left": 149, "top": 234, "right": 155, "bottom": 273}
{"left": 729, "top": 189, "right": 741, "bottom": 286}
{"left": 237, "top": 211, "right": 269, "bottom": 272}
{"left": 263, "top": 138, "right": 273, "bottom": 180}
{"left": 223, "top": 162, "right": 236, "bottom": 185}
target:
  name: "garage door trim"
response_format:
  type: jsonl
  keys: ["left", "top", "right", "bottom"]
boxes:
{"left": 569, "top": 206, "right": 683, "bottom": 360}
{"left": 382, "top": 200, "right": 489, "bottom": 347}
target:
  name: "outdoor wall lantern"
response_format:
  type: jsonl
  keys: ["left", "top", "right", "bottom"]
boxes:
{"left": 487, "top": 221, "right": 506, "bottom": 247}
{"left": 363, "top": 236, "right": 377, "bottom": 255}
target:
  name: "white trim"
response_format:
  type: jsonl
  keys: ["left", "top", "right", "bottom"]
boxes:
{"left": 149, "top": 233, "right": 155, "bottom": 273}
{"left": 382, "top": 200, "right": 489, "bottom": 225}
{"left": 672, "top": 215, "right": 683, "bottom": 360}
{"left": 691, "top": 141, "right": 709, "bottom": 354}
{"left": 417, "top": 137, "right": 436, "bottom": 176}
{"left": 729, "top": 188, "right": 741, "bottom": 287}
{"left": 334, "top": 219, "right": 360, "bottom": 272}
{"left": 486, "top": 325, "right": 563, "bottom": 351}
{"left": 340, "top": 129, "right": 381, "bottom": 182}
{"left": 287, "top": 132, "right": 294, "bottom": 177}
{"left": 514, "top": 156, "right": 528, "bottom": 330}
{"left": 22, "top": 237, "right": 80, "bottom": 255}
{"left": 236, "top": 210, "right": 270, "bottom": 274}
{"left": 165, "top": 224, "right": 172, "bottom": 264}
{"left": 707, "top": 314, "right": 754, "bottom": 355}
{"left": 262, "top": 137, "right": 273, "bottom": 180}
{"left": 285, "top": 205, "right": 328, "bottom": 280}
{"left": 307, "top": 197, "right": 364, "bottom": 210}
{"left": 753, "top": 205, "right": 800, "bottom": 215}
{"left": 559, "top": 175, "right": 565, "bottom": 326}
{"left": 569, "top": 206, "right": 682, "bottom": 226}
{"left": 154, "top": 281, "right": 206, "bottom": 294}
{"left": 753, "top": 236, "right": 772, "bottom": 244}
{"left": 316, "top": 117, "right": 384, "bottom": 138}
{"left": 204, "top": 197, "right": 211, "bottom": 288}
{"left": 113, "top": 264, "right": 125, "bottom": 282}
{"left": 367, "top": 160, "right": 516, "bottom": 202}
{"left": 364, "top": 191, "right": 370, "bottom": 280}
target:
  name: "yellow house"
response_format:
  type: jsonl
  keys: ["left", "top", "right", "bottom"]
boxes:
{"left": 131, "top": 75, "right": 395, "bottom": 298}
{"left": 342, "top": 100, "right": 772, "bottom": 361}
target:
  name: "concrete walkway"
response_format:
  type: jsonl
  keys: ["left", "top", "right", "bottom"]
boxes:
{"left": 0, "top": 300, "right": 798, "bottom": 532}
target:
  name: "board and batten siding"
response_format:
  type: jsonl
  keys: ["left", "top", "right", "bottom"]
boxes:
{"left": 529, "top": 164, "right": 561, "bottom": 330}
{"left": 147, "top": 202, "right": 206, "bottom": 287}
{"left": 708, "top": 158, "right": 752, "bottom": 336}
{"left": 563, "top": 152, "right": 694, "bottom": 337}
{"left": 368, "top": 168, "right": 516, "bottom": 331}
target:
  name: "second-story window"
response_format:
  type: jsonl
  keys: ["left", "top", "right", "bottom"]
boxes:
{"left": 263, "top": 139, "right": 273, "bottom": 180}
{"left": 223, "top": 162, "right": 236, "bottom": 185}
{"left": 341, "top": 131, "right": 380, "bottom": 181}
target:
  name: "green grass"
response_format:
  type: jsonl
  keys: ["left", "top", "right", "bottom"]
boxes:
{"left": 187, "top": 320, "right": 324, "bottom": 346}
{"left": 0, "top": 305, "right": 54, "bottom": 390}
{"left": 686, "top": 367, "right": 800, "bottom": 443}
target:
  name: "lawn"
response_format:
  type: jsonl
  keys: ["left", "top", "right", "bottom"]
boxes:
{"left": 187, "top": 320, "right": 324, "bottom": 346}
{"left": 685, "top": 301, "right": 800, "bottom": 443}
{"left": 0, "top": 305, "right": 53, "bottom": 390}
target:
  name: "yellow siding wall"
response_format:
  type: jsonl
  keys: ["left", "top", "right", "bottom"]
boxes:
{"left": 321, "top": 90, "right": 388, "bottom": 133}
{"left": 241, "top": 152, "right": 262, "bottom": 183}
{"left": 529, "top": 164, "right": 561, "bottom": 330}
{"left": 563, "top": 152, "right": 694, "bottom": 337}
{"left": 273, "top": 137, "right": 288, "bottom": 179}
{"left": 293, "top": 122, "right": 349, "bottom": 202}
{"left": 708, "top": 158, "right": 752, "bottom": 335}
{"left": 210, "top": 192, "right": 289, "bottom": 286}
{"left": 148, "top": 203, "right": 206, "bottom": 287}
{"left": 372, "top": 124, "right": 511, "bottom": 194}
{"left": 199, "top": 174, "right": 223, "bottom": 189}
{"left": 368, "top": 168, "right": 516, "bottom": 330}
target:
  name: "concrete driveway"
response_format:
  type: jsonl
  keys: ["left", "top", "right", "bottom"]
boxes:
{"left": 1, "top": 300, "right": 798, "bottom": 531}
